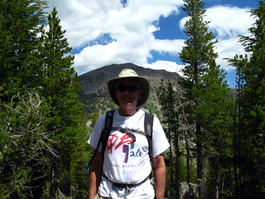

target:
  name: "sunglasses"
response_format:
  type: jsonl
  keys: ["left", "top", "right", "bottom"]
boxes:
{"left": 116, "top": 85, "right": 140, "bottom": 92}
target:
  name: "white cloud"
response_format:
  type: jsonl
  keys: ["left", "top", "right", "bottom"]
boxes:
{"left": 144, "top": 61, "right": 185, "bottom": 76}
{"left": 206, "top": 6, "right": 253, "bottom": 39}
{"left": 179, "top": 5, "right": 253, "bottom": 72}
{"left": 206, "top": 6, "right": 253, "bottom": 71}
{"left": 215, "top": 37, "right": 248, "bottom": 71}
{"left": 74, "top": 40, "right": 150, "bottom": 74}
{"left": 45, "top": 0, "right": 254, "bottom": 79}
{"left": 46, "top": 0, "right": 182, "bottom": 48}
{"left": 179, "top": 5, "right": 253, "bottom": 39}
{"left": 45, "top": 0, "right": 183, "bottom": 74}
{"left": 151, "top": 39, "right": 185, "bottom": 56}
{"left": 46, "top": 0, "right": 123, "bottom": 48}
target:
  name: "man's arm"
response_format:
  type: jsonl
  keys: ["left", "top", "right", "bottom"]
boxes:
{"left": 152, "top": 154, "right": 167, "bottom": 199}
{"left": 88, "top": 150, "right": 103, "bottom": 199}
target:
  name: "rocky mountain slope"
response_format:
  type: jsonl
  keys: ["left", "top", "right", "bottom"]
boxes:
{"left": 78, "top": 63, "right": 180, "bottom": 116}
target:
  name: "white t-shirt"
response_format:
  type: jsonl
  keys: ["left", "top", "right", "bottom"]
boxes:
{"left": 88, "top": 109, "right": 170, "bottom": 197}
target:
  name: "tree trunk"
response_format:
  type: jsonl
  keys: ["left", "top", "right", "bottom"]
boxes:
{"left": 196, "top": 122, "right": 203, "bottom": 179}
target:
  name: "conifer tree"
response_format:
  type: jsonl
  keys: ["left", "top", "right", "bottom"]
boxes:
{"left": 0, "top": 0, "right": 47, "bottom": 102}
{"left": 228, "top": 1, "right": 265, "bottom": 198}
{"left": 36, "top": 7, "right": 85, "bottom": 197}
{"left": 179, "top": 1, "right": 234, "bottom": 198}
{"left": 0, "top": 2, "right": 88, "bottom": 197}
{"left": 179, "top": 0, "right": 218, "bottom": 180}
{"left": 0, "top": 0, "right": 49, "bottom": 197}
{"left": 157, "top": 80, "right": 181, "bottom": 198}
{"left": 0, "top": 91, "right": 54, "bottom": 198}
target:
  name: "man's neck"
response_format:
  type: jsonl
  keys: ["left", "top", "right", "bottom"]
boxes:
{"left": 119, "top": 107, "right": 138, "bottom": 116}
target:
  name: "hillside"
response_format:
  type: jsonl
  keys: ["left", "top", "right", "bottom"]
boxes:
{"left": 78, "top": 63, "right": 180, "bottom": 116}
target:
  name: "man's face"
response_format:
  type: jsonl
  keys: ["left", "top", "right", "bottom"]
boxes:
{"left": 115, "top": 78, "right": 142, "bottom": 108}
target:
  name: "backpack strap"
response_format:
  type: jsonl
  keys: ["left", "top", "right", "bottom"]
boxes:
{"left": 100, "top": 110, "right": 115, "bottom": 153}
{"left": 85, "top": 110, "right": 114, "bottom": 172}
{"left": 144, "top": 112, "right": 154, "bottom": 159}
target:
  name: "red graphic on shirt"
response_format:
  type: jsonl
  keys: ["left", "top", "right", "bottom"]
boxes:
{"left": 107, "top": 134, "right": 119, "bottom": 153}
{"left": 107, "top": 133, "right": 134, "bottom": 153}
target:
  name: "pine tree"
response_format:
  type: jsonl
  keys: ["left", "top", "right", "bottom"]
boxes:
{"left": 228, "top": 1, "right": 265, "bottom": 198}
{"left": 0, "top": 91, "right": 55, "bottom": 198}
{"left": 179, "top": 0, "right": 218, "bottom": 180}
{"left": 0, "top": 2, "right": 88, "bottom": 197}
{"left": 179, "top": 1, "right": 234, "bottom": 198}
{"left": 0, "top": 0, "right": 49, "bottom": 197}
{"left": 0, "top": 0, "right": 47, "bottom": 102}
{"left": 196, "top": 64, "right": 235, "bottom": 198}
{"left": 157, "top": 80, "right": 181, "bottom": 198}
{"left": 36, "top": 7, "right": 86, "bottom": 197}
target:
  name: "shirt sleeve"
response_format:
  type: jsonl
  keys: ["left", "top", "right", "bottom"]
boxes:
{"left": 87, "top": 114, "right": 106, "bottom": 151}
{"left": 152, "top": 116, "right": 170, "bottom": 158}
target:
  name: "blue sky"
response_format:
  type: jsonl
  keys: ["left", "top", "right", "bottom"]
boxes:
{"left": 46, "top": 0, "right": 259, "bottom": 88}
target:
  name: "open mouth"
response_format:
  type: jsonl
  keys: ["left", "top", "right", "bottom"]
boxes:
{"left": 120, "top": 96, "right": 136, "bottom": 103}
{"left": 122, "top": 96, "right": 133, "bottom": 101}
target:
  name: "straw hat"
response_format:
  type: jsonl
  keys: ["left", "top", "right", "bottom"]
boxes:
{"left": 107, "top": 69, "right": 150, "bottom": 107}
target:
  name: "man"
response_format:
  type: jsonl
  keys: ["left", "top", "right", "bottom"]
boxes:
{"left": 88, "top": 68, "right": 170, "bottom": 199}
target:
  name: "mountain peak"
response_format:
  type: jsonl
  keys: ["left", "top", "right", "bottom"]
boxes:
{"left": 78, "top": 63, "right": 180, "bottom": 95}
{"left": 78, "top": 63, "right": 180, "bottom": 115}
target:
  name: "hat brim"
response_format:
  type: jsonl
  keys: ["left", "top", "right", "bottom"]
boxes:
{"left": 107, "top": 76, "right": 150, "bottom": 107}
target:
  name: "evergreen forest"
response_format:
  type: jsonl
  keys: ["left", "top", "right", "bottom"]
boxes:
{"left": 0, "top": 0, "right": 264, "bottom": 198}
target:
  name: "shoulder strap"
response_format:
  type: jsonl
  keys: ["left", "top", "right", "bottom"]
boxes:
{"left": 101, "top": 110, "right": 115, "bottom": 153}
{"left": 144, "top": 112, "right": 154, "bottom": 159}
{"left": 85, "top": 110, "right": 114, "bottom": 172}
